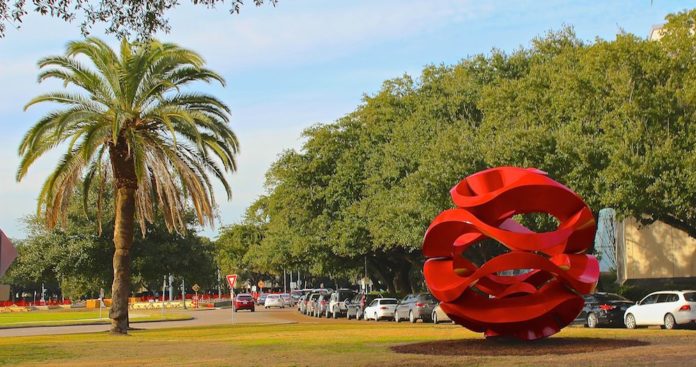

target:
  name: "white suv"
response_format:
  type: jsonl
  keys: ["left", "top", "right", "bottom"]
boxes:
{"left": 624, "top": 290, "right": 696, "bottom": 329}
{"left": 327, "top": 289, "right": 356, "bottom": 318}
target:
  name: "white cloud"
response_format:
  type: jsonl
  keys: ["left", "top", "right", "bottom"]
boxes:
{"left": 201, "top": 124, "right": 305, "bottom": 238}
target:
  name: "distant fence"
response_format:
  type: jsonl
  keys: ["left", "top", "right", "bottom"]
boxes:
{"left": 0, "top": 299, "right": 72, "bottom": 307}
{"left": 0, "top": 290, "right": 288, "bottom": 307}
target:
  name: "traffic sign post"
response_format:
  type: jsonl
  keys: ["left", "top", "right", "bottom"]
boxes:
{"left": 226, "top": 275, "right": 237, "bottom": 320}
{"left": 192, "top": 284, "right": 200, "bottom": 309}
{"left": 98, "top": 288, "right": 105, "bottom": 319}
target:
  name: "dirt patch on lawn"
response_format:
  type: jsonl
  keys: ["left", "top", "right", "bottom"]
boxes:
{"left": 391, "top": 337, "right": 649, "bottom": 356}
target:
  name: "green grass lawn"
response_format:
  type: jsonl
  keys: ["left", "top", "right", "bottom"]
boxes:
{"left": 0, "top": 321, "right": 694, "bottom": 367}
{"left": 0, "top": 309, "right": 190, "bottom": 328}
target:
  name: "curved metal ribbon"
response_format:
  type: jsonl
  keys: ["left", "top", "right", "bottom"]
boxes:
{"left": 422, "top": 167, "right": 599, "bottom": 341}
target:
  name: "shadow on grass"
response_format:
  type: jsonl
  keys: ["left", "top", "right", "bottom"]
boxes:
{"left": 391, "top": 337, "right": 650, "bottom": 356}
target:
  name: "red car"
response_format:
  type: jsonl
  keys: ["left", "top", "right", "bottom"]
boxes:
{"left": 235, "top": 293, "right": 255, "bottom": 312}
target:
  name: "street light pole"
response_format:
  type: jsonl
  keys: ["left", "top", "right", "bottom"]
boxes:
{"left": 168, "top": 274, "right": 174, "bottom": 302}
{"left": 217, "top": 268, "right": 221, "bottom": 300}
{"left": 181, "top": 278, "right": 186, "bottom": 309}
{"left": 162, "top": 275, "right": 166, "bottom": 317}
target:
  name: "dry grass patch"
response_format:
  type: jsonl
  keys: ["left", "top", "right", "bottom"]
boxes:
{"left": 0, "top": 321, "right": 694, "bottom": 366}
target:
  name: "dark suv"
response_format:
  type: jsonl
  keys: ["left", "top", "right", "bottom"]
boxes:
{"left": 395, "top": 293, "right": 437, "bottom": 323}
{"left": 573, "top": 292, "right": 634, "bottom": 328}
{"left": 346, "top": 293, "right": 382, "bottom": 320}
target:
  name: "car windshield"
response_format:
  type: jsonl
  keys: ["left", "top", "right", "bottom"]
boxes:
{"left": 237, "top": 295, "right": 252, "bottom": 300}
{"left": 366, "top": 295, "right": 380, "bottom": 302}
{"left": 419, "top": 294, "right": 436, "bottom": 302}
{"left": 338, "top": 291, "right": 354, "bottom": 301}
{"left": 683, "top": 292, "right": 696, "bottom": 302}
{"left": 596, "top": 293, "right": 630, "bottom": 302}
{"left": 380, "top": 299, "right": 397, "bottom": 305}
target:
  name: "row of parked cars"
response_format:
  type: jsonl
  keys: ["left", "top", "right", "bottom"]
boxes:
{"left": 233, "top": 292, "right": 298, "bottom": 312}
{"left": 239, "top": 287, "right": 696, "bottom": 330}
{"left": 295, "top": 289, "right": 455, "bottom": 323}
{"left": 574, "top": 290, "right": 696, "bottom": 329}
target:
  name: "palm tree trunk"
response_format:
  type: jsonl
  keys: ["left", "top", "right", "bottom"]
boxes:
{"left": 110, "top": 185, "right": 135, "bottom": 334}
{"left": 109, "top": 138, "right": 137, "bottom": 334}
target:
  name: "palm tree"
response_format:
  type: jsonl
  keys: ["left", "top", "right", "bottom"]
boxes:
{"left": 17, "top": 38, "right": 238, "bottom": 334}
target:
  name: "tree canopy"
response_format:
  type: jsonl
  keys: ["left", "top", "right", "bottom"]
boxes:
{"left": 0, "top": 0, "right": 276, "bottom": 39}
{"left": 1, "top": 190, "right": 217, "bottom": 300}
{"left": 217, "top": 9, "right": 696, "bottom": 293}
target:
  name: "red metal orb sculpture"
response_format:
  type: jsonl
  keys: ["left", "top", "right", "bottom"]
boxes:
{"left": 423, "top": 167, "right": 599, "bottom": 341}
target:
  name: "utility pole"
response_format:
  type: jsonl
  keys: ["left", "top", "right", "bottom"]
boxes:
{"left": 364, "top": 256, "right": 367, "bottom": 280}
{"left": 217, "top": 268, "right": 221, "bottom": 300}
{"left": 181, "top": 278, "right": 186, "bottom": 309}
{"left": 162, "top": 275, "right": 166, "bottom": 316}
{"left": 283, "top": 268, "right": 287, "bottom": 293}
{"left": 168, "top": 274, "right": 174, "bottom": 302}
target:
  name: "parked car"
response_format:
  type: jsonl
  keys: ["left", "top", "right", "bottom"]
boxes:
{"left": 316, "top": 293, "right": 333, "bottom": 317}
{"left": 290, "top": 290, "right": 304, "bottom": 304}
{"left": 625, "top": 290, "right": 696, "bottom": 329}
{"left": 346, "top": 293, "right": 382, "bottom": 320}
{"left": 234, "top": 293, "right": 255, "bottom": 312}
{"left": 297, "top": 295, "right": 307, "bottom": 313}
{"left": 431, "top": 303, "right": 452, "bottom": 324}
{"left": 256, "top": 293, "right": 268, "bottom": 305}
{"left": 328, "top": 289, "right": 356, "bottom": 318}
{"left": 572, "top": 293, "right": 634, "bottom": 328}
{"left": 364, "top": 298, "right": 398, "bottom": 321}
{"left": 280, "top": 293, "right": 293, "bottom": 307}
{"left": 264, "top": 294, "right": 285, "bottom": 309}
{"left": 305, "top": 293, "right": 321, "bottom": 316}
{"left": 395, "top": 293, "right": 437, "bottom": 323}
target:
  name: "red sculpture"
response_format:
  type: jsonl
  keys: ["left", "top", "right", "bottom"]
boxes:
{"left": 423, "top": 167, "right": 599, "bottom": 341}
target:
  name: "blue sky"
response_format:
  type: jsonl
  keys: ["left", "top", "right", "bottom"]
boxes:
{"left": 0, "top": 0, "right": 691, "bottom": 239}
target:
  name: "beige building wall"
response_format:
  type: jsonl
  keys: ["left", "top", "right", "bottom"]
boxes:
{"left": 618, "top": 218, "right": 696, "bottom": 282}
{"left": 649, "top": 24, "right": 664, "bottom": 41}
{"left": 0, "top": 284, "right": 9, "bottom": 302}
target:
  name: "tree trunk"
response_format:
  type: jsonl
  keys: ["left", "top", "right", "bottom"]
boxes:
{"left": 109, "top": 138, "right": 137, "bottom": 335}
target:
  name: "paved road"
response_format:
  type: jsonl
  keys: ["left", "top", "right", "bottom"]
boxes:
{"left": 0, "top": 306, "right": 301, "bottom": 338}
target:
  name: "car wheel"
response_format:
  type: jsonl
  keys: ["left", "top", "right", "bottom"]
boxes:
{"left": 587, "top": 312, "right": 598, "bottom": 328}
{"left": 409, "top": 311, "right": 416, "bottom": 323}
{"left": 432, "top": 311, "right": 438, "bottom": 324}
{"left": 234, "top": 309, "right": 238, "bottom": 312}
{"left": 664, "top": 313, "right": 676, "bottom": 330}
{"left": 251, "top": 308, "right": 255, "bottom": 312}
{"left": 625, "top": 313, "right": 637, "bottom": 329}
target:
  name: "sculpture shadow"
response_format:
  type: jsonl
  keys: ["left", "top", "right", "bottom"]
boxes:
{"left": 391, "top": 337, "right": 650, "bottom": 356}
